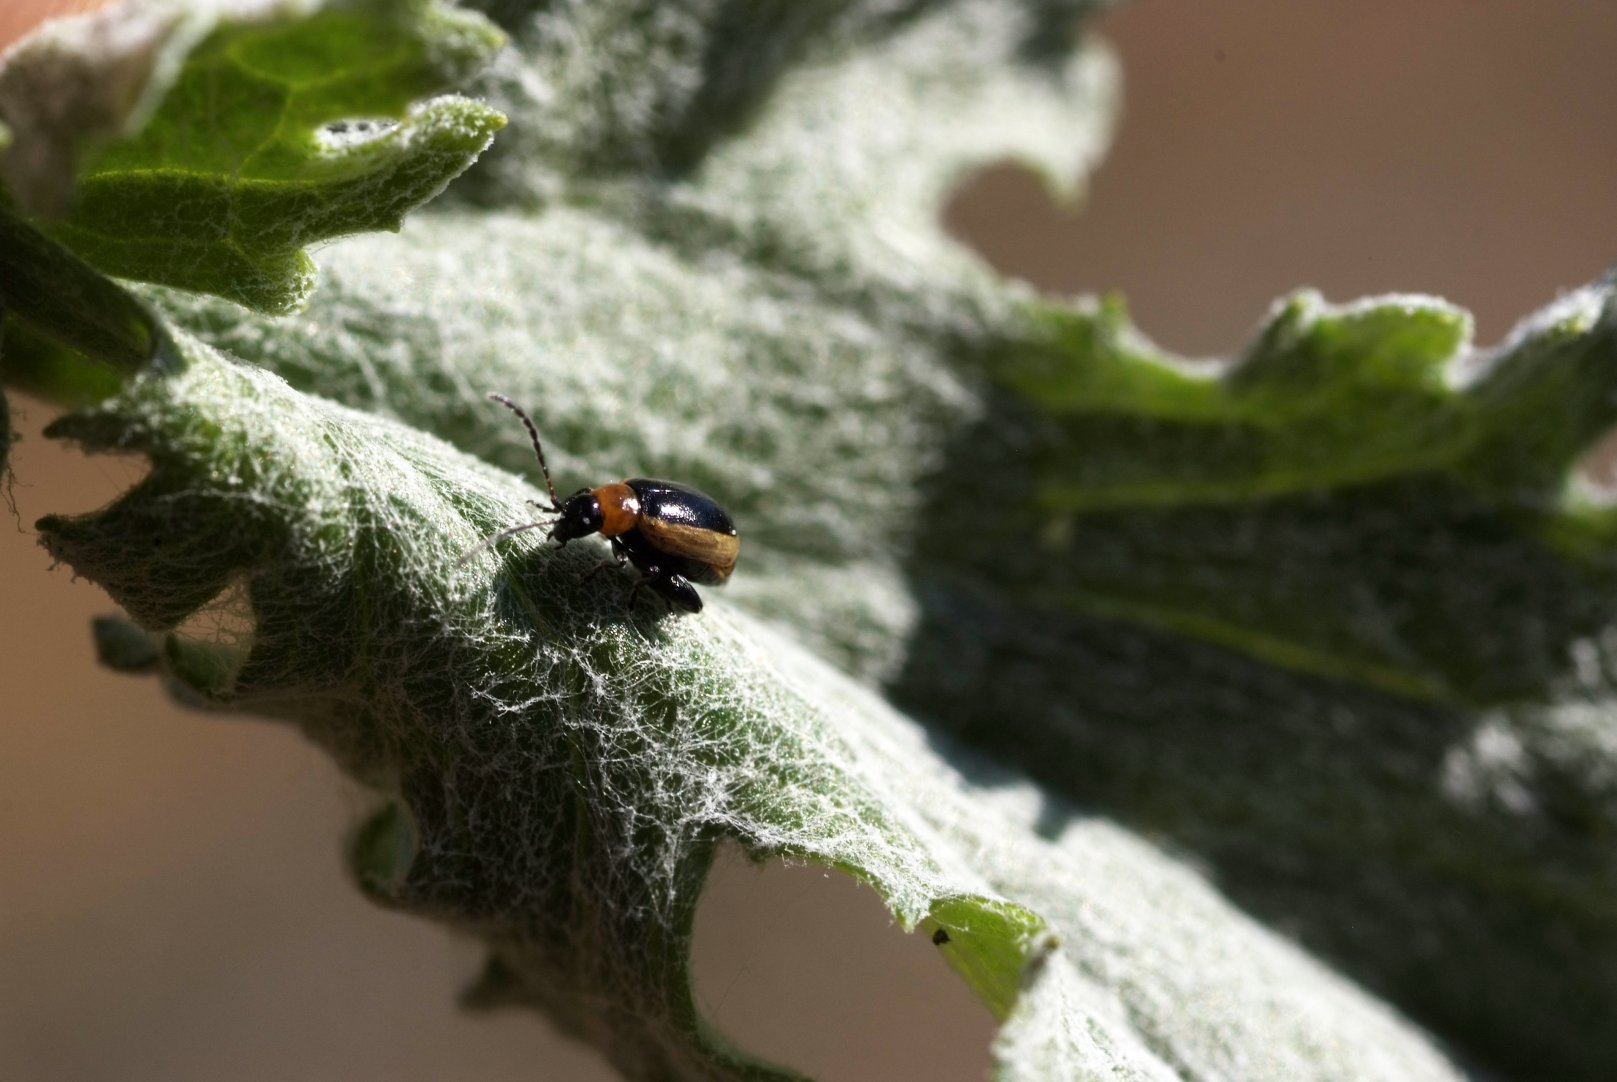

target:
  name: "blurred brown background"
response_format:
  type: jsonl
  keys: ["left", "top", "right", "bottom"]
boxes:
{"left": 4, "top": 3, "right": 1616, "bottom": 1080}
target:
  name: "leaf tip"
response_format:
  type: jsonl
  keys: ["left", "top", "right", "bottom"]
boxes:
{"left": 350, "top": 799, "right": 419, "bottom": 904}
{"left": 92, "top": 613, "right": 161, "bottom": 673}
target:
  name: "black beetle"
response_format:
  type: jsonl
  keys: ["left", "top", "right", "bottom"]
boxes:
{"left": 472, "top": 393, "right": 739, "bottom": 613}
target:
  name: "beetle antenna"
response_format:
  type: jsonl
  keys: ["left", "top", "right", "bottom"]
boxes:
{"left": 488, "top": 393, "right": 561, "bottom": 509}
{"left": 456, "top": 519, "right": 553, "bottom": 565}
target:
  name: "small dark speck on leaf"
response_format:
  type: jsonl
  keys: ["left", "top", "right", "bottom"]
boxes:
{"left": 932, "top": 927, "right": 951, "bottom": 946}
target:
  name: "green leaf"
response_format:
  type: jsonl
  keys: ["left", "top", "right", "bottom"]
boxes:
{"left": 0, "top": 0, "right": 506, "bottom": 314}
{"left": 40, "top": 331, "right": 1466, "bottom": 1082}
{"left": 0, "top": 204, "right": 153, "bottom": 387}
{"left": 9, "top": 1, "right": 1617, "bottom": 1080}
{"left": 897, "top": 280, "right": 1617, "bottom": 1082}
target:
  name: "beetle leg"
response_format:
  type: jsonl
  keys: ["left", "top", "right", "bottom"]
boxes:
{"left": 627, "top": 574, "right": 674, "bottom": 611}
{"left": 654, "top": 573, "right": 703, "bottom": 614}
{"left": 582, "top": 552, "right": 629, "bottom": 583}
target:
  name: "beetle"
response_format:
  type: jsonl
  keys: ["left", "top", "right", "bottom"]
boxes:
{"left": 471, "top": 393, "right": 739, "bottom": 613}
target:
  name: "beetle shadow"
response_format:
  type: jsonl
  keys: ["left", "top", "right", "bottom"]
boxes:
{"left": 478, "top": 535, "right": 687, "bottom": 643}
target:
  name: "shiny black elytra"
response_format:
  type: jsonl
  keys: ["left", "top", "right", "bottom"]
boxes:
{"left": 472, "top": 394, "right": 740, "bottom": 613}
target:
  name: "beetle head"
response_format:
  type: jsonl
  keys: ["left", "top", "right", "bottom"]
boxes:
{"left": 550, "top": 488, "right": 603, "bottom": 543}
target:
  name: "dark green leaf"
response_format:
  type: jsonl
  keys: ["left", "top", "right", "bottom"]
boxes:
{"left": 0, "top": 204, "right": 152, "bottom": 375}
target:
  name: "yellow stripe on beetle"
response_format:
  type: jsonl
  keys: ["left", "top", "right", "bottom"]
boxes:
{"left": 638, "top": 516, "right": 740, "bottom": 578}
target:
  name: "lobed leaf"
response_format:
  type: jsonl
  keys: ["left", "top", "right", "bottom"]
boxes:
{"left": 152, "top": 208, "right": 1617, "bottom": 1080}
{"left": 40, "top": 331, "right": 1465, "bottom": 1082}
{"left": 7, "top": 0, "right": 1617, "bottom": 1079}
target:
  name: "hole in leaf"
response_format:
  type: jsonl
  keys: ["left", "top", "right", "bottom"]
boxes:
{"left": 691, "top": 845, "right": 995, "bottom": 1082}
{"left": 316, "top": 118, "right": 399, "bottom": 152}
{"left": 164, "top": 576, "right": 255, "bottom": 699}
{"left": 171, "top": 575, "right": 255, "bottom": 652}
{"left": 1576, "top": 426, "right": 1617, "bottom": 502}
